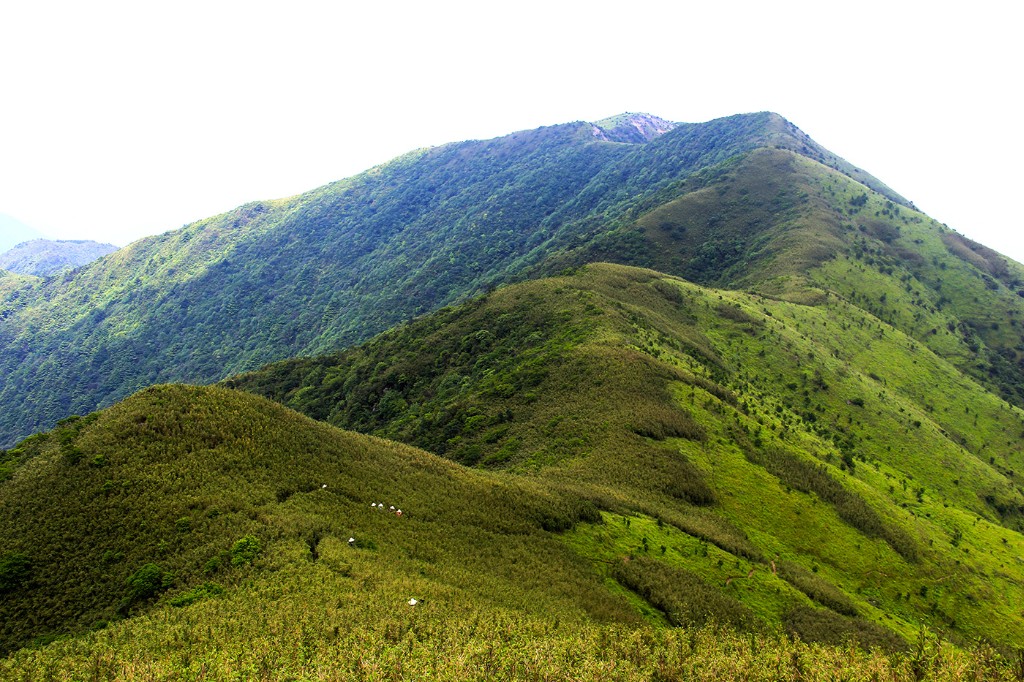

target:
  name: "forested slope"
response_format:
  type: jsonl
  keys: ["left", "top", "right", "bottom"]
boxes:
{"left": 0, "top": 112, "right": 916, "bottom": 446}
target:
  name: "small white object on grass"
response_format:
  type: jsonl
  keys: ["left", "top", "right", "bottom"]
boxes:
{"left": 348, "top": 537, "right": 355, "bottom": 546}
{"left": 322, "top": 484, "right": 327, "bottom": 489}
{"left": 408, "top": 598, "right": 418, "bottom": 606}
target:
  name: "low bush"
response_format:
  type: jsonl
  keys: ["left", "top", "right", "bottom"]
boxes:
{"left": 783, "top": 605, "right": 906, "bottom": 653}
{"left": 168, "top": 582, "right": 224, "bottom": 608}
{"left": 0, "top": 552, "right": 31, "bottom": 594}
{"left": 614, "top": 556, "right": 759, "bottom": 632}
{"left": 777, "top": 561, "right": 857, "bottom": 616}
{"left": 121, "top": 563, "right": 173, "bottom": 613}
{"left": 229, "top": 535, "right": 261, "bottom": 566}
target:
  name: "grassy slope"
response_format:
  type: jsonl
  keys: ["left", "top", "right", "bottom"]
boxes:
{"left": 0, "top": 386, "right": 1019, "bottom": 679}
{"left": 232, "top": 263, "right": 1024, "bottom": 649}
{"left": 552, "top": 145, "right": 1024, "bottom": 409}
{"left": 0, "top": 384, "right": 634, "bottom": 656}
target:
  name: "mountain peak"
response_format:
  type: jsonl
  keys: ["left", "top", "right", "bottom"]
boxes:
{"left": 591, "top": 112, "right": 676, "bottom": 143}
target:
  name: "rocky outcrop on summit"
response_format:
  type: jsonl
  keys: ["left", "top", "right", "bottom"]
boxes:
{"left": 592, "top": 112, "right": 677, "bottom": 143}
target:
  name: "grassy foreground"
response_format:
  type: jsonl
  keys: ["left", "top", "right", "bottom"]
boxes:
{"left": 2, "top": 383, "right": 1022, "bottom": 680}
{"left": 2, "top": 564, "right": 1020, "bottom": 681}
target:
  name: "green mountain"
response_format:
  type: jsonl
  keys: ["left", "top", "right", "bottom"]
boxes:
{"left": 3, "top": 267, "right": 1024, "bottom": 677}
{"left": 4, "top": 111, "right": 1024, "bottom": 677}
{"left": 230, "top": 263, "right": 1024, "bottom": 649}
{"left": 0, "top": 239, "right": 118, "bottom": 277}
{"left": 0, "top": 385, "right": 630, "bottom": 657}
{"left": 0, "top": 112, "right": 919, "bottom": 447}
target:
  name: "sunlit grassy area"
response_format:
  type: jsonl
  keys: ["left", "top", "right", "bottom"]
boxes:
{"left": 230, "top": 263, "right": 1024, "bottom": 651}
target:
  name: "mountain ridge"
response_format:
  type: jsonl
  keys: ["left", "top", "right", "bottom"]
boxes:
{"left": 0, "top": 111, "right": 1018, "bottom": 449}
{"left": 4, "top": 111, "right": 1024, "bottom": 676}
{"left": 0, "top": 110, "right": 894, "bottom": 446}
{"left": 229, "top": 262, "right": 1024, "bottom": 646}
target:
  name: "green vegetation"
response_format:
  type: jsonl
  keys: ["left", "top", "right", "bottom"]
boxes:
{"left": 230, "top": 263, "right": 1024, "bottom": 652}
{"left": 0, "top": 112, "right": 922, "bottom": 448}
{"left": 228, "top": 535, "right": 261, "bottom": 566}
{"left": 612, "top": 556, "right": 759, "bottom": 631}
{"left": 0, "top": 552, "right": 31, "bottom": 594}
{"left": 5, "top": 112, "right": 1024, "bottom": 677}
{"left": 5, "top": 577, "right": 1020, "bottom": 680}
{"left": 121, "top": 564, "right": 174, "bottom": 613}
{"left": 0, "top": 384, "right": 640, "bottom": 655}
{"left": 0, "top": 382, "right": 1021, "bottom": 679}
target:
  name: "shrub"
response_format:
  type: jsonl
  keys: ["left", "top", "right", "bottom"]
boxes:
{"left": 662, "top": 458, "right": 717, "bottom": 506}
{"left": 352, "top": 537, "right": 377, "bottom": 551}
{"left": 537, "top": 497, "right": 603, "bottom": 533}
{"left": 229, "top": 535, "right": 261, "bottom": 566}
{"left": 783, "top": 605, "right": 906, "bottom": 653}
{"left": 203, "top": 555, "right": 224, "bottom": 575}
{"left": 169, "top": 582, "right": 224, "bottom": 607}
{"left": 745, "top": 445, "right": 917, "bottom": 561}
{"left": 614, "top": 556, "right": 759, "bottom": 632}
{"left": 778, "top": 562, "right": 858, "bottom": 616}
{"left": 630, "top": 406, "right": 705, "bottom": 441}
{"left": 0, "top": 552, "right": 31, "bottom": 594}
{"left": 121, "top": 563, "right": 173, "bottom": 612}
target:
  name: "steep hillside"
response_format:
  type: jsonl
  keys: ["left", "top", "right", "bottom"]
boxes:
{"left": 0, "top": 239, "right": 118, "bottom": 276}
{"left": 554, "top": 146, "right": 1024, "bottom": 406}
{"left": 2, "top": 362, "right": 1021, "bottom": 678}
{"left": 0, "top": 384, "right": 631, "bottom": 656}
{"left": 233, "top": 264, "right": 1024, "bottom": 649}
{"left": 0, "top": 112, "right": 906, "bottom": 447}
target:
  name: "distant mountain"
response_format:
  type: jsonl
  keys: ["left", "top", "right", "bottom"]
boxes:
{"left": 0, "top": 214, "right": 44, "bottom": 252}
{"left": 1, "top": 111, "right": 1021, "bottom": 451}
{"left": 0, "top": 239, "right": 118, "bottom": 276}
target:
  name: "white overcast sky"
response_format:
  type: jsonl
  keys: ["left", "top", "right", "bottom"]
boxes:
{"left": 2, "top": 1, "right": 1021, "bottom": 262}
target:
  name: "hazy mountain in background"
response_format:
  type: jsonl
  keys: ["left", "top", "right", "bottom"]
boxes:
{"left": 0, "top": 239, "right": 118, "bottom": 277}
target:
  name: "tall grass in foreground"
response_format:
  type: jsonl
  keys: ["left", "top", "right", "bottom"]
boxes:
{"left": 1, "top": 563, "right": 1019, "bottom": 681}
